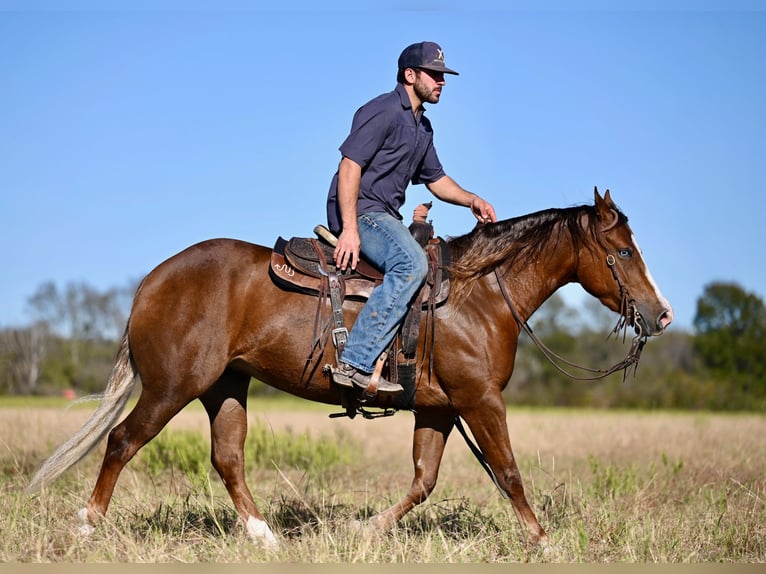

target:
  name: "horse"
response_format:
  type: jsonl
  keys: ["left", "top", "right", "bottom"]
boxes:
{"left": 27, "top": 188, "right": 673, "bottom": 550}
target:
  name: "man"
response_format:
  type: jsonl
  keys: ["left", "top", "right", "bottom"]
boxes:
{"left": 326, "top": 41, "right": 497, "bottom": 394}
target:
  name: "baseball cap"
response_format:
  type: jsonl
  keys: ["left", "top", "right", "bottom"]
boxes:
{"left": 398, "top": 41, "right": 459, "bottom": 75}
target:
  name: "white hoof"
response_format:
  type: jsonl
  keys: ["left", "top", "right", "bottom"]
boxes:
{"left": 77, "top": 507, "right": 95, "bottom": 537}
{"left": 540, "top": 538, "right": 560, "bottom": 557}
{"left": 77, "top": 523, "right": 96, "bottom": 537}
{"left": 245, "top": 516, "right": 280, "bottom": 550}
{"left": 347, "top": 518, "right": 386, "bottom": 537}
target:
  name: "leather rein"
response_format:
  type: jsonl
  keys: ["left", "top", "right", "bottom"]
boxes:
{"left": 493, "top": 254, "right": 648, "bottom": 381}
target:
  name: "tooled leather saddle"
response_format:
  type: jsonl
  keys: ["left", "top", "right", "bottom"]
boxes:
{"left": 270, "top": 231, "right": 450, "bottom": 304}
{"left": 268, "top": 211, "right": 451, "bottom": 416}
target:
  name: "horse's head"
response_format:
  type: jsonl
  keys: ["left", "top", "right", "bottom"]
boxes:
{"left": 578, "top": 188, "right": 673, "bottom": 337}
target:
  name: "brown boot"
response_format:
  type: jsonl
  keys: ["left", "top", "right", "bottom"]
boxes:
{"left": 332, "top": 363, "right": 403, "bottom": 394}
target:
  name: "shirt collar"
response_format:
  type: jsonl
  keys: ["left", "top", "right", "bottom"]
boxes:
{"left": 395, "top": 83, "right": 426, "bottom": 115}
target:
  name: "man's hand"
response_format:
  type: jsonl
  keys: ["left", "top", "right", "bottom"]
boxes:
{"left": 426, "top": 176, "right": 497, "bottom": 225}
{"left": 470, "top": 196, "right": 497, "bottom": 224}
{"left": 334, "top": 228, "right": 360, "bottom": 271}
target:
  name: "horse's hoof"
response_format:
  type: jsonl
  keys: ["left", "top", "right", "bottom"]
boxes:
{"left": 77, "top": 523, "right": 95, "bottom": 537}
{"left": 76, "top": 507, "right": 95, "bottom": 537}
{"left": 347, "top": 517, "right": 391, "bottom": 538}
{"left": 539, "top": 537, "right": 560, "bottom": 558}
{"left": 245, "top": 516, "right": 280, "bottom": 550}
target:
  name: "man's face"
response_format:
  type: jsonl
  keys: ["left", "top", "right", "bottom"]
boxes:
{"left": 414, "top": 68, "right": 446, "bottom": 104}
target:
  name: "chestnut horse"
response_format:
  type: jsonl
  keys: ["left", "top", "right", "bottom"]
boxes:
{"left": 28, "top": 189, "right": 672, "bottom": 549}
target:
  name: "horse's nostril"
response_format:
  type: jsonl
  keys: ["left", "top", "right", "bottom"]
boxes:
{"left": 658, "top": 308, "right": 674, "bottom": 330}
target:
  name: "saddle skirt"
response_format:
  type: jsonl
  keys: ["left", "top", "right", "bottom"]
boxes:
{"left": 269, "top": 232, "right": 451, "bottom": 307}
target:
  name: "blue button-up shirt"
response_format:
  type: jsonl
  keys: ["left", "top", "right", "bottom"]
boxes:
{"left": 326, "top": 83, "right": 446, "bottom": 233}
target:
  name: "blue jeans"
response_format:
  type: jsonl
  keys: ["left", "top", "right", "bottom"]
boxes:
{"left": 340, "top": 211, "right": 429, "bottom": 373}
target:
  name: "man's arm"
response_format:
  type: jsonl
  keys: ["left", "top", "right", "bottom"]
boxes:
{"left": 426, "top": 175, "right": 497, "bottom": 224}
{"left": 334, "top": 156, "right": 363, "bottom": 270}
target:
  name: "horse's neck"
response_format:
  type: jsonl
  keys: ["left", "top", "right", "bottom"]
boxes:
{"left": 500, "top": 246, "right": 578, "bottom": 322}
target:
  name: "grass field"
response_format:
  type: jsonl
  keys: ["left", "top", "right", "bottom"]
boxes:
{"left": 0, "top": 396, "right": 763, "bottom": 563}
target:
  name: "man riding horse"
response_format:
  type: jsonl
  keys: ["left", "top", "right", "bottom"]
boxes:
{"left": 326, "top": 41, "right": 497, "bottom": 394}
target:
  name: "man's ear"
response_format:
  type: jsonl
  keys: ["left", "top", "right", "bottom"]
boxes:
{"left": 404, "top": 68, "right": 417, "bottom": 84}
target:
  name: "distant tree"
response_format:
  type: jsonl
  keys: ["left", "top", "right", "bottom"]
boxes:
{"left": 27, "top": 280, "right": 126, "bottom": 341}
{"left": 0, "top": 322, "right": 49, "bottom": 394}
{"left": 19, "top": 279, "right": 137, "bottom": 393}
{"left": 529, "top": 292, "right": 580, "bottom": 336}
{"left": 693, "top": 282, "right": 766, "bottom": 403}
{"left": 512, "top": 293, "right": 590, "bottom": 406}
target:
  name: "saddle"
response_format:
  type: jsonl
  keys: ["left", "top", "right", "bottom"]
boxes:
{"left": 268, "top": 212, "right": 451, "bottom": 417}
{"left": 270, "top": 232, "right": 450, "bottom": 305}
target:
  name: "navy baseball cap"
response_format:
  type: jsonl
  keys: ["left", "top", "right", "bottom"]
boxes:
{"left": 398, "top": 41, "right": 459, "bottom": 75}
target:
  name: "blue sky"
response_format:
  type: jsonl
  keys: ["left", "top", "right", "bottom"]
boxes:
{"left": 1, "top": 4, "right": 764, "bottom": 332}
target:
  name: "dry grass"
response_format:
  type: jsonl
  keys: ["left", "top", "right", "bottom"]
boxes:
{"left": 0, "top": 399, "right": 764, "bottom": 562}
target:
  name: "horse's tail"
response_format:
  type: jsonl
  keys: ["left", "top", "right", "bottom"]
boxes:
{"left": 26, "top": 326, "right": 138, "bottom": 493}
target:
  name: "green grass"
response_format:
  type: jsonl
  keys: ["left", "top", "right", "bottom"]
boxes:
{"left": 139, "top": 421, "right": 359, "bottom": 482}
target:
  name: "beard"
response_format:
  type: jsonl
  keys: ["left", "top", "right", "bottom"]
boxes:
{"left": 414, "top": 76, "right": 441, "bottom": 104}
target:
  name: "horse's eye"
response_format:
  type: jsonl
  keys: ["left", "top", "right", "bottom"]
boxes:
{"left": 618, "top": 248, "right": 633, "bottom": 259}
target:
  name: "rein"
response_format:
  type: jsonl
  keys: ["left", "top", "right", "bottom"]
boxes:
{"left": 493, "top": 257, "right": 648, "bottom": 381}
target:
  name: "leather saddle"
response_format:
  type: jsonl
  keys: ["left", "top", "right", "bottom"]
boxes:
{"left": 269, "top": 226, "right": 451, "bottom": 307}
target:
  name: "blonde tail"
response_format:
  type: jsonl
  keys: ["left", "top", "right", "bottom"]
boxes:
{"left": 26, "top": 328, "right": 137, "bottom": 493}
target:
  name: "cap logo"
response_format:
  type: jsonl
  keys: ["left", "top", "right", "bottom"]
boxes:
{"left": 434, "top": 48, "right": 445, "bottom": 64}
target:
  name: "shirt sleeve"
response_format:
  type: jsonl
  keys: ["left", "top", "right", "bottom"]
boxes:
{"left": 412, "top": 138, "right": 446, "bottom": 185}
{"left": 338, "top": 103, "right": 392, "bottom": 169}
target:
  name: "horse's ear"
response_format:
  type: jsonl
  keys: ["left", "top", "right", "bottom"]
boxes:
{"left": 593, "top": 186, "right": 616, "bottom": 208}
{"left": 594, "top": 187, "right": 619, "bottom": 231}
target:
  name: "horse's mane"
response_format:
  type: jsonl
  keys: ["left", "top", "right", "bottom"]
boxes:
{"left": 446, "top": 203, "right": 628, "bottom": 308}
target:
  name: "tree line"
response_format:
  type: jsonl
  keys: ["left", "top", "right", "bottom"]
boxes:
{"left": 1, "top": 279, "right": 764, "bottom": 412}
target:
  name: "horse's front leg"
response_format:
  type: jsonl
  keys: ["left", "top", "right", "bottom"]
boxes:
{"left": 459, "top": 392, "right": 550, "bottom": 547}
{"left": 369, "top": 410, "right": 455, "bottom": 530}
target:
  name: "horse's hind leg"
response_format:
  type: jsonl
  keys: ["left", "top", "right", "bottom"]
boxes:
{"left": 79, "top": 385, "right": 195, "bottom": 533}
{"left": 369, "top": 411, "right": 455, "bottom": 530}
{"left": 198, "top": 370, "right": 279, "bottom": 549}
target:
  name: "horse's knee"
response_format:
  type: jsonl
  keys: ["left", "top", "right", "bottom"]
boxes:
{"left": 209, "top": 429, "right": 246, "bottom": 482}
{"left": 210, "top": 448, "right": 243, "bottom": 478}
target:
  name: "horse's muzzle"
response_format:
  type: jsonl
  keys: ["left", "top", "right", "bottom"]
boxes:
{"left": 635, "top": 305, "right": 673, "bottom": 336}
{"left": 655, "top": 307, "right": 674, "bottom": 333}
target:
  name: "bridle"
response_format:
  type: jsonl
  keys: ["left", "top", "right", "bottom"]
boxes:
{"left": 457, "top": 217, "right": 652, "bottom": 496}
{"left": 493, "top": 252, "right": 648, "bottom": 381}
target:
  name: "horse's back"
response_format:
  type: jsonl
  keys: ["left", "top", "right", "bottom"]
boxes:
{"left": 126, "top": 237, "right": 343, "bottom": 397}
{"left": 128, "top": 239, "right": 272, "bottom": 363}
{"left": 138, "top": 237, "right": 268, "bottom": 292}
